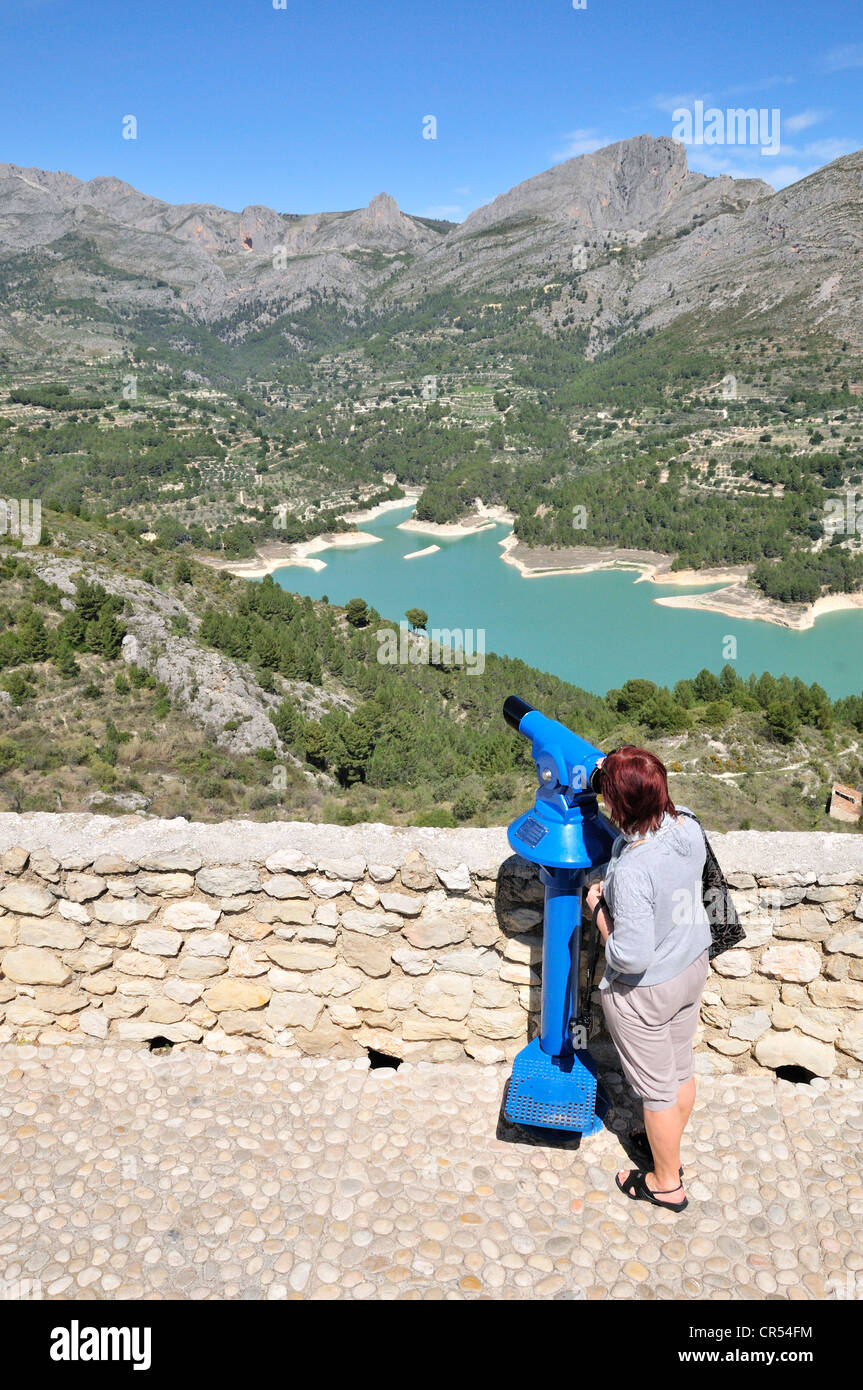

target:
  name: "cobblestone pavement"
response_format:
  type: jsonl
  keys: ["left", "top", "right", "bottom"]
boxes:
{"left": 0, "top": 1044, "right": 861, "bottom": 1301}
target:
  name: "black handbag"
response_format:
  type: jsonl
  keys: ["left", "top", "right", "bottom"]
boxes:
{"left": 678, "top": 810, "right": 745, "bottom": 959}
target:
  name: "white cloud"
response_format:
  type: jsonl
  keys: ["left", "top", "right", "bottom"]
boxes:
{"left": 685, "top": 134, "right": 852, "bottom": 190}
{"left": 684, "top": 147, "right": 775, "bottom": 183}
{"left": 553, "top": 128, "right": 612, "bottom": 161}
{"left": 776, "top": 136, "right": 857, "bottom": 162}
{"left": 823, "top": 43, "right": 863, "bottom": 71}
{"left": 800, "top": 137, "right": 857, "bottom": 161}
{"left": 784, "top": 109, "right": 828, "bottom": 133}
{"left": 767, "top": 164, "right": 806, "bottom": 188}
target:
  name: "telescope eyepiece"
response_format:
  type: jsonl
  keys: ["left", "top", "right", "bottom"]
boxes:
{"left": 587, "top": 764, "right": 604, "bottom": 795}
{"left": 503, "top": 695, "right": 535, "bottom": 731}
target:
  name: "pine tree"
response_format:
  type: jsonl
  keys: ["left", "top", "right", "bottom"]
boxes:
{"left": 345, "top": 598, "right": 369, "bottom": 628}
{"left": 271, "top": 698, "right": 304, "bottom": 750}
{"left": 54, "top": 640, "right": 80, "bottom": 678}
{"left": 18, "top": 611, "right": 49, "bottom": 661}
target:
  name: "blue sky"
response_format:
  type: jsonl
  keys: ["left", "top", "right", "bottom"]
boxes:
{"left": 3, "top": 0, "right": 861, "bottom": 218}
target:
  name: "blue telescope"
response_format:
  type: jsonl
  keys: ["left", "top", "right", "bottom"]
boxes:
{"left": 502, "top": 696, "right": 620, "bottom": 1134}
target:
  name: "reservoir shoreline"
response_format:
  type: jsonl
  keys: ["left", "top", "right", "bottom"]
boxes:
{"left": 199, "top": 501, "right": 863, "bottom": 635}
{"left": 498, "top": 534, "right": 863, "bottom": 632}
{"left": 195, "top": 529, "right": 382, "bottom": 580}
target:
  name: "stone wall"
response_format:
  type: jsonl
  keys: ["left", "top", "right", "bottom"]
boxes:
{"left": 0, "top": 814, "right": 861, "bottom": 1078}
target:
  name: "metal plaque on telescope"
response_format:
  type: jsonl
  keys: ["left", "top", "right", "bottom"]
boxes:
{"left": 515, "top": 817, "right": 547, "bottom": 848}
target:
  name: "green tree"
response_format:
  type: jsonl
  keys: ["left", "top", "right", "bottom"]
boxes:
{"left": 93, "top": 607, "right": 125, "bottom": 659}
{"left": 693, "top": 669, "right": 723, "bottom": 702}
{"left": 18, "top": 611, "right": 50, "bottom": 661}
{"left": 406, "top": 608, "right": 428, "bottom": 632}
{"left": 640, "top": 691, "right": 689, "bottom": 733}
{"left": 329, "top": 706, "right": 380, "bottom": 785}
{"left": 345, "top": 598, "right": 369, "bottom": 628}
{"left": 766, "top": 700, "right": 800, "bottom": 744}
{"left": 304, "top": 720, "right": 328, "bottom": 769}
{"left": 101, "top": 720, "right": 120, "bottom": 767}
{"left": 1, "top": 672, "right": 30, "bottom": 706}
{"left": 54, "top": 640, "right": 80, "bottom": 678}
{"left": 613, "top": 678, "right": 657, "bottom": 715}
{"left": 271, "top": 698, "right": 304, "bottom": 750}
{"left": 74, "top": 579, "right": 109, "bottom": 624}
{"left": 452, "top": 789, "right": 479, "bottom": 821}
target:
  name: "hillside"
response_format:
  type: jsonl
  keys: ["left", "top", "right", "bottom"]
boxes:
{"left": 2, "top": 135, "right": 862, "bottom": 617}
{"left": 0, "top": 517, "right": 861, "bottom": 832}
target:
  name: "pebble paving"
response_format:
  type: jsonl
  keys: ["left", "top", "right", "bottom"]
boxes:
{"left": 0, "top": 1043, "right": 860, "bottom": 1301}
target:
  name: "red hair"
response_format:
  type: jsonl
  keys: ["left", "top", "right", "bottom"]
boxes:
{"left": 600, "top": 745, "right": 676, "bottom": 835}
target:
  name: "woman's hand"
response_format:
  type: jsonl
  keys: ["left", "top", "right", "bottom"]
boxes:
{"left": 586, "top": 879, "right": 612, "bottom": 942}
{"left": 585, "top": 880, "right": 603, "bottom": 914}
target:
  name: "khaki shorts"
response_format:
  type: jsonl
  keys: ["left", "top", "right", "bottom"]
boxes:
{"left": 600, "top": 949, "right": 710, "bottom": 1111}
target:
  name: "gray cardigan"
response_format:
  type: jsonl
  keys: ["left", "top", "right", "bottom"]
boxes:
{"left": 598, "top": 809, "right": 711, "bottom": 990}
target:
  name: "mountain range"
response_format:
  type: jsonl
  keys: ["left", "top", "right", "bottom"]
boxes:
{"left": 1, "top": 133, "right": 862, "bottom": 358}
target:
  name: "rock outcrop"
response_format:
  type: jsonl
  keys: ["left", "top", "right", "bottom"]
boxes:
{"left": 34, "top": 557, "right": 287, "bottom": 757}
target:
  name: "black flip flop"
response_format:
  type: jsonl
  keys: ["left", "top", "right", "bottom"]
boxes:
{"left": 629, "top": 1129, "right": 683, "bottom": 1178}
{"left": 615, "top": 1167, "right": 688, "bottom": 1213}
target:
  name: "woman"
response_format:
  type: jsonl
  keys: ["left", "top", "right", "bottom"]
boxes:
{"left": 584, "top": 745, "right": 711, "bottom": 1213}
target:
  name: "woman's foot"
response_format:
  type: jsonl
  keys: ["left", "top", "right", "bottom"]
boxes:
{"left": 616, "top": 1168, "right": 687, "bottom": 1208}
{"left": 644, "top": 1170, "right": 686, "bottom": 1206}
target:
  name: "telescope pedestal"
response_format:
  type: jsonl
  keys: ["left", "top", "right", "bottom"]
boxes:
{"left": 501, "top": 696, "right": 619, "bottom": 1137}
{"left": 503, "top": 866, "right": 609, "bottom": 1135}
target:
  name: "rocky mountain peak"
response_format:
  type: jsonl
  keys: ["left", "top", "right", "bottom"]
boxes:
{"left": 455, "top": 134, "right": 699, "bottom": 241}
{"left": 1, "top": 135, "right": 859, "bottom": 346}
{"left": 367, "top": 192, "right": 401, "bottom": 222}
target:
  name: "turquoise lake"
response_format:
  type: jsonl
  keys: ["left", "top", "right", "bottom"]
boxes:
{"left": 272, "top": 505, "right": 863, "bottom": 698}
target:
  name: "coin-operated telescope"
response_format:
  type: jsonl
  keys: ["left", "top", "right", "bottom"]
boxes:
{"left": 502, "top": 697, "right": 620, "bottom": 1134}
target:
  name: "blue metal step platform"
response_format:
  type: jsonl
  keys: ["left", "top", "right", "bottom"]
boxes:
{"left": 506, "top": 1039, "right": 607, "bottom": 1134}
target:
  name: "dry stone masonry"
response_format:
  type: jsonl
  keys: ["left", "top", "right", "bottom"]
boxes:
{"left": 0, "top": 815, "right": 861, "bottom": 1078}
